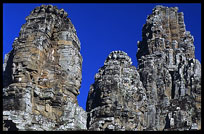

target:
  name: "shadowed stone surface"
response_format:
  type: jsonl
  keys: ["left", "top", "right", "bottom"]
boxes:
{"left": 86, "top": 51, "right": 147, "bottom": 130}
{"left": 136, "top": 5, "right": 201, "bottom": 131}
{"left": 3, "top": 5, "right": 86, "bottom": 131}
{"left": 3, "top": 5, "right": 201, "bottom": 131}
{"left": 86, "top": 5, "right": 201, "bottom": 131}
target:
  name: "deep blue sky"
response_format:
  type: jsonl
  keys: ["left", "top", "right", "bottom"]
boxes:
{"left": 3, "top": 3, "right": 201, "bottom": 110}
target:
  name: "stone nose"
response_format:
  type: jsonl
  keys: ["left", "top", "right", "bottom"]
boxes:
{"left": 13, "top": 67, "right": 23, "bottom": 75}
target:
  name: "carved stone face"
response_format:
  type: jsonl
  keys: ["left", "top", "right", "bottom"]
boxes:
{"left": 12, "top": 54, "right": 35, "bottom": 83}
{"left": 12, "top": 62, "right": 26, "bottom": 83}
{"left": 11, "top": 46, "right": 43, "bottom": 84}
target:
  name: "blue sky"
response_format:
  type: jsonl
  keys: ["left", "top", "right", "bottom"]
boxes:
{"left": 3, "top": 3, "right": 201, "bottom": 110}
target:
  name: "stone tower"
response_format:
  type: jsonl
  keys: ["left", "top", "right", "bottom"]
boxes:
{"left": 86, "top": 5, "right": 201, "bottom": 131}
{"left": 3, "top": 5, "right": 86, "bottom": 131}
{"left": 3, "top": 5, "right": 201, "bottom": 131}
{"left": 137, "top": 5, "right": 201, "bottom": 130}
{"left": 86, "top": 51, "right": 147, "bottom": 130}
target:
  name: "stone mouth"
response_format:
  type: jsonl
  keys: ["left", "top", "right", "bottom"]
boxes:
{"left": 13, "top": 74, "right": 24, "bottom": 78}
{"left": 13, "top": 74, "right": 25, "bottom": 82}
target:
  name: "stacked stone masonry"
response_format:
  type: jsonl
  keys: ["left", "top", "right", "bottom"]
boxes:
{"left": 3, "top": 5, "right": 86, "bottom": 131}
{"left": 136, "top": 5, "right": 201, "bottom": 130}
{"left": 3, "top": 5, "right": 201, "bottom": 131}
{"left": 87, "top": 5, "right": 201, "bottom": 131}
{"left": 86, "top": 51, "right": 147, "bottom": 130}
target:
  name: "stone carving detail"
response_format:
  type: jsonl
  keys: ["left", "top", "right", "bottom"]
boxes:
{"left": 86, "top": 5, "right": 201, "bottom": 131}
{"left": 3, "top": 5, "right": 200, "bottom": 131}
{"left": 136, "top": 5, "right": 201, "bottom": 130}
{"left": 86, "top": 51, "right": 147, "bottom": 130}
{"left": 3, "top": 5, "right": 86, "bottom": 131}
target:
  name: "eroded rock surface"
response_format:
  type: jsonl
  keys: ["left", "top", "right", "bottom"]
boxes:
{"left": 86, "top": 51, "right": 147, "bottom": 130}
{"left": 3, "top": 5, "right": 86, "bottom": 131}
{"left": 3, "top": 5, "right": 201, "bottom": 131}
{"left": 137, "top": 5, "right": 201, "bottom": 130}
{"left": 86, "top": 5, "right": 201, "bottom": 131}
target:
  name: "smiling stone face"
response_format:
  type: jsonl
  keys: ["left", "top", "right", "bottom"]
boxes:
{"left": 11, "top": 45, "right": 43, "bottom": 84}
{"left": 3, "top": 5, "right": 86, "bottom": 131}
{"left": 86, "top": 51, "right": 147, "bottom": 131}
{"left": 12, "top": 62, "right": 24, "bottom": 83}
